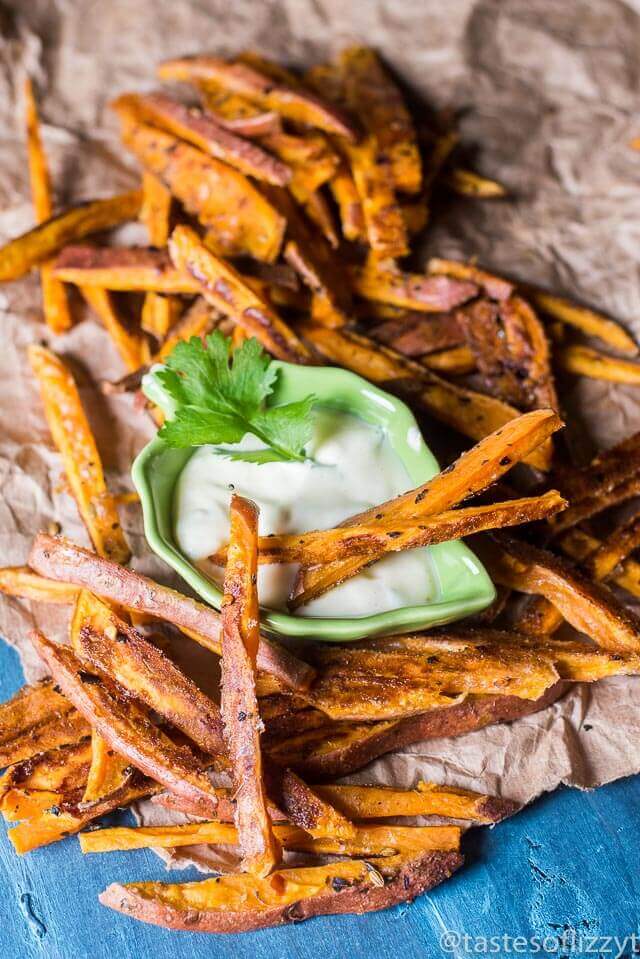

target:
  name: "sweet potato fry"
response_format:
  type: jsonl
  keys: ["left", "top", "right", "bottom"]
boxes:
{"left": 559, "top": 528, "right": 640, "bottom": 599}
{"left": 531, "top": 291, "right": 638, "bottom": 356}
{"left": 344, "top": 137, "right": 409, "bottom": 257}
{"left": 31, "top": 630, "right": 224, "bottom": 818}
{"left": 141, "top": 292, "right": 182, "bottom": 341}
{"left": 266, "top": 767, "right": 354, "bottom": 841}
{"left": 353, "top": 260, "right": 477, "bottom": 312}
{"left": 329, "top": 162, "right": 366, "bottom": 242}
{"left": 29, "top": 345, "right": 130, "bottom": 564}
{"left": 140, "top": 171, "right": 172, "bottom": 248}
{"left": 82, "top": 734, "right": 132, "bottom": 803}
{"left": 1, "top": 738, "right": 91, "bottom": 814}
{"left": 54, "top": 246, "right": 200, "bottom": 293}
{"left": 304, "top": 190, "right": 340, "bottom": 248}
{"left": 557, "top": 344, "right": 640, "bottom": 384}
{"left": 211, "top": 492, "right": 566, "bottom": 569}
{"left": 169, "top": 225, "right": 312, "bottom": 363}
{"left": 427, "top": 258, "right": 514, "bottom": 302}
{"left": 313, "top": 782, "right": 518, "bottom": 823}
{"left": 423, "top": 346, "right": 476, "bottom": 375}
{"left": 445, "top": 168, "right": 507, "bottom": 198}
{"left": 81, "top": 285, "right": 149, "bottom": 372}
{"left": 0, "top": 680, "right": 85, "bottom": 768}
{"left": 260, "top": 130, "right": 338, "bottom": 201}
{"left": 71, "top": 590, "right": 225, "bottom": 756}
{"left": 477, "top": 534, "right": 640, "bottom": 653}
{"left": 340, "top": 46, "right": 421, "bottom": 195}
{"left": 300, "top": 325, "right": 558, "bottom": 468}
{"left": 99, "top": 851, "right": 463, "bottom": 932}
{"left": 28, "top": 534, "right": 315, "bottom": 691}
{"left": 291, "top": 410, "right": 561, "bottom": 607}
{"left": 156, "top": 296, "right": 220, "bottom": 361}
{"left": 113, "top": 93, "right": 291, "bottom": 187}
{"left": 221, "top": 495, "right": 280, "bottom": 876}
{"left": 198, "top": 85, "right": 282, "bottom": 137}
{"left": 116, "top": 119, "right": 285, "bottom": 262}
{"left": 266, "top": 684, "right": 567, "bottom": 779}
{"left": 0, "top": 566, "right": 79, "bottom": 604}
{"left": 157, "top": 56, "right": 358, "bottom": 141}
{"left": 81, "top": 820, "right": 459, "bottom": 856}
{"left": 24, "top": 78, "right": 72, "bottom": 332}
{"left": 298, "top": 634, "right": 562, "bottom": 720}
{"left": 0, "top": 190, "right": 142, "bottom": 282}
{"left": 369, "top": 311, "right": 466, "bottom": 357}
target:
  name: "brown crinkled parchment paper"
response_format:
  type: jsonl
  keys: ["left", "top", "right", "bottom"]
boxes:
{"left": 2, "top": 0, "right": 640, "bottom": 871}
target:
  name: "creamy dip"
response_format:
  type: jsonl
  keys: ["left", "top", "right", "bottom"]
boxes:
{"left": 173, "top": 407, "right": 439, "bottom": 618}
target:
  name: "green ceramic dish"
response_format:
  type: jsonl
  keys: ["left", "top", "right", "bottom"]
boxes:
{"left": 132, "top": 361, "right": 495, "bottom": 641}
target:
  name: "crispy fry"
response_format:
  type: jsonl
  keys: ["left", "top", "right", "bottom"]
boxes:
{"left": 313, "top": 782, "right": 518, "bottom": 823}
{"left": 198, "top": 85, "right": 282, "bottom": 137}
{"left": 82, "top": 734, "right": 132, "bottom": 803}
{"left": 557, "top": 344, "right": 640, "bottom": 384}
{"left": 221, "top": 495, "right": 280, "bottom": 876}
{"left": 81, "top": 285, "right": 149, "bottom": 372}
{"left": 559, "top": 528, "right": 640, "bottom": 599}
{"left": 24, "top": 78, "right": 72, "bottom": 332}
{"left": 99, "top": 852, "right": 463, "bottom": 932}
{"left": 29, "top": 345, "right": 130, "bottom": 564}
{"left": 260, "top": 131, "right": 338, "bottom": 202}
{"left": 28, "top": 534, "right": 315, "bottom": 691}
{"left": 353, "top": 261, "right": 477, "bottom": 312}
{"left": 300, "top": 325, "right": 556, "bottom": 469}
{"left": 370, "top": 312, "right": 466, "bottom": 356}
{"left": 114, "top": 93, "right": 291, "bottom": 187}
{"left": 423, "top": 346, "right": 476, "bottom": 375}
{"left": 445, "top": 168, "right": 507, "bottom": 198}
{"left": 0, "top": 566, "right": 79, "bottom": 604}
{"left": 291, "top": 409, "right": 562, "bottom": 607}
{"left": 54, "top": 245, "right": 200, "bottom": 292}
{"left": 531, "top": 291, "right": 638, "bottom": 356}
{"left": 169, "top": 225, "right": 312, "bottom": 364}
{"left": 304, "top": 190, "right": 340, "bottom": 248}
{"left": 157, "top": 56, "right": 358, "bottom": 140}
{"left": 211, "top": 492, "right": 565, "bottom": 569}
{"left": 267, "top": 767, "right": 354, "bottom": 841}
{"left": 156, "top": 296, "right": 220, "bottom": 361}
{"left": 0, "top": 190, "right": 142, "bottom": 282}
{"left": 1, "top": 738, "right": 91, "bottom": 808}
{"left": 71, "top": 590, "right": 225, "bottom": 756}
{"left": 140, "top": 171, "right": 172, "bottom": 247}
{"left": 345, "top": 137, "right": 409, "bottom": 257}
{"left": 340, "top": 46, "right": 421, "bottom": 194}
{"left": 116, "top": 119, "right": 285, "bottom": 262}
{"left": 0, "top": 680, "right": 86, "bottom": 769}
{"left": 30, "top": 630, "right": 224, "bottom": 818}
{"left": 427, "top": 258, "right": 514, "bottom": 302}
{"left": 329, "top": 162, "right": 366, "bottom": 241}
{"left": 81, "top": 820, "right": 459, "bottom": 856}
{"left": 477, "top": 534, "right": 640, "bottom": 653}
{"left": 141, "top": 292, "right": 182, "bottom": 341}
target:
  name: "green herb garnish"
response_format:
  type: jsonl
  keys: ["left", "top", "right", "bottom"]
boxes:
{"left": 153, "top": 332, "right": 315, "bottom": 463}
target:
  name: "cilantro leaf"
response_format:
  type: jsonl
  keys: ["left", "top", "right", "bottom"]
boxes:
{"left": 152, "top": 332, "right": 314, "bottom": 463}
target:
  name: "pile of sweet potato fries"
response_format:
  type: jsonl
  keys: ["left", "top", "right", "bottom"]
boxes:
{"left": 0, "top": 47, "right": 640, "bottom": 933}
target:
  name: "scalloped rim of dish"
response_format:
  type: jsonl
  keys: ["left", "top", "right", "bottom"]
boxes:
{"left": 132, "top": 361, "right": 496, "bottom": 641}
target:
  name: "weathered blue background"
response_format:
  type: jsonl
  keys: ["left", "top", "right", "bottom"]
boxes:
{"left": 1, "top": 644, "right": 638, "bottom": 959}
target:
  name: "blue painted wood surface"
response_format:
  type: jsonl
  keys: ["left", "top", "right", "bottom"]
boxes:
{"left": 1, "top": 642, "right": 638, "bottom": 959}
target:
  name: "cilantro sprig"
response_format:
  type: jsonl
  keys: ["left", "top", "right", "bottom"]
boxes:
{"left": 151, "top": 332, "right": 315, "bottom": 464}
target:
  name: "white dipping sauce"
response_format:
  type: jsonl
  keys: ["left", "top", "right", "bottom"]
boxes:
{"left": 173, "top": 408, "right": 439, "bottom": 618}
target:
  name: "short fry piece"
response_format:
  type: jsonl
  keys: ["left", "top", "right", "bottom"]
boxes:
{"left": 82, "top": 734, "right": 131, "bottom": 803}
{"left": 24, "top": 79, "right": 72, "bottom": 333}
{"left": 445, "top": 168, "right": 507, "bottom": 198}
{"left": 114, "top": 92, "right": 291, "bottom": 186}
{"left": 260, "top": 131, "right": 338, "bottom": 201}
{"left": 169, "top": 224, "right": 312, "bottom": 364}
{"left": 29, "top": 345, "right": 130, "bottom": 564}
{"left": 531, "top": 291, "right": 638, "bottom": 356}
{"left": 0, "top": 190, "right": 142, "bottom": 282}
{"left": 141, "top": 292, "right": 182, "bottom": 341}
{"left": 116, "top": 119, "right": 285, "bottom": 262}
{"left": 353, "top": 261, "right": 477, "bottom": 312}
{"left": 0, "top": 566, "right": 79, "bottom": 604}
{"left": 221, "top": 495, "right": 280, "bottom": 876}
{"left": 140, "top": 171, "right": 172, "bottom": 247}
{"left": 157, "top": 56, "right": 358, "bottom": 140}
{"left": 29, "top": 534, "right": 315, "bottom": 691}
{"left": 427, "top": 258, "right": 514, "bottom": 302}
{"left": 556, "top": 344, "right": 640, "bottom": 384}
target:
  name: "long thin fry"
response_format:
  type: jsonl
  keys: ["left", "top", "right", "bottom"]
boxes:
{"left": 211, "top": 491, "right": 566, "bottom": 568}
{"left": 29, "top": 534, "right": 315, "bottom": 692}
{"left": 312, "top": 781, "right": 518, "bottom": 822}
{"left": 54, "top": 246, "right": 200, "bottom": 293}
{"left": 353, "top": 261, "right": 478, "bottom": 312}
{"left": 290, "top": 410, "right": 561, "bottom": 607}
{"left": 29, "top": 346, "right": 130, "bottom": 564}
{"left": 140, "top": 171, "right": 172, "bottom": 247}
{"left": 557, "top": 344, "right": 640, "bottom": 384}
{"left": 23, "top": 78, "right": 72, "bottom": 333}
{"left": 427, "top": 258, "right": 514, "bottom": 302}
{"left": 559, "top": 528, "right": 640, "bottom": 599}
{"left": 169, "top": 225, "right": 312, "bottom": 364}
{"left": 141, "top": 292, "right": 182, "bottom": 341}
{"left": 531, "top": 291, "right": 638, "bottom": 356}
{"left": 81, "top": 285, "right": 149, "bottom": 372}
{"left": 0, "top": 566, "right": 79, "bottom": 604}
{"left": 221, "top": 495, "right": 280, "bottom": 877}
{"left": 0, "top": 190, "right": 142, "bottom": 282}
